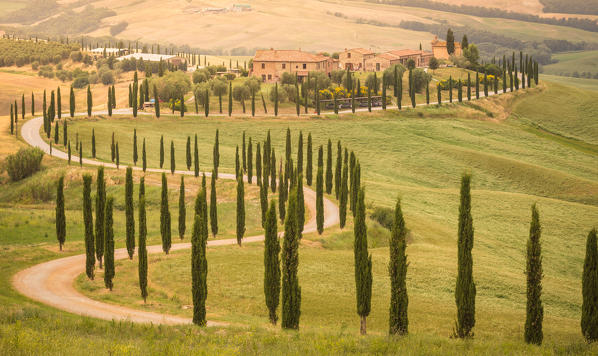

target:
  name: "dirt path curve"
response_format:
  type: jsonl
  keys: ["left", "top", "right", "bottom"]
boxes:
{"left": 13, "top": 114, "right": 339, "bottom": 326}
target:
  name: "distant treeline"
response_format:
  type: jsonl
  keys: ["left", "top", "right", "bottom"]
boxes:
{"left": 369, "top": 0, "right": 598, "bottom": 32}
{"left": 539, "top": 0, "right": 598, "bottom": 16}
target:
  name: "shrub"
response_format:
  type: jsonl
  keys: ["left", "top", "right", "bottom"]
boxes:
{"left": 281, "top": 72, "right": 297, "bottom": 85}
{"left": 55, "top": 69, "right": 73, "bottom": 82}
{"left": 73, "top": 75, "right": 90, "bottom": 89}
{"left": 269, "top": 85, "right": 288, "bottom": 102}
{"left": 2, "top": 148, "right": 44, "bottom": 181}
{"left": 370, "top": 206, "right": 393, "bottom": 230}
{"left": 31, "top": 61, "right": 39, "bottom": 70}
{"left": 192, "top": 69, "right": 209, "bottom": 84}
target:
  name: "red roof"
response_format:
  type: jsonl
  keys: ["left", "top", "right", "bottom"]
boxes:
{"left": 347, "top": 48, "right": 375, "bottom": 55}
{"left": 254, "top": 49, "right": 328, "bottom": 63}
{"left": 388, "top": 49, "right": 423, "bottom": 57}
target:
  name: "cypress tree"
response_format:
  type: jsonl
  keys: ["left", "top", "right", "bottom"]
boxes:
{"left": 154, "top": 84, "right": 160, "bottom": 118}
{"left": 270, "top": 149, "right": 277, "bottom": 193}
{"left": 446, "top": 28, "right": 455, "bottom": 55}
{"left": 87, "top": 85, "right": 92, "bottom": 116}
{"left": 235, "top": 146, "right": 241, "bottom": 179}
{"left": 242, "top": 131, "right": 247, "bottom": 173}
{"left": 295, "top": 79, "right": 300, "bottom": 116}
{"left": 467, "top": 73, "right": 471, "bottom": 101}
{"left": 57, "top": 87, "right": 61, "bottom": 119}
{"left": 67, "top": 86, "right": 74, "bottom": 118}
{"left": 352, "top": 162, "right": 361, "bottom": 217}
{"left": 186, "top": 136, "right": 192, "bottom": 170}
{"left": 503, "top": 70, "right": 507, "bottom": 93}
{"left": 325, "top": 139, "right": 333, "bottom": 194}
{"left": 354, "top": 187, "right": 372, "bottom": 335}
{"left": 21, "top": 94, "right": 26, "bottom": 120}
{"left": 54, "top": 121, "right": 59, "bottom": 144}
{"left": 160, "top": 135, "right": 164, "bottom": 168}
{"left": 306, "top": 133, "right": 314, "bottom": 186}
{"left": 210, "top": 171, "right": 218, "bottom": 236}
{"left": 63, "top": 120, "right": 67, "bottom": 147}
{"left": 115, "top": 142, "right": 119, "bottom": 169}
{"left": 278, "top": 161, "right": 287, "bottom": 222}
{"left": 95, "top": 167, "right": 106, "bottom": 269}
{"left": 256, "top": 143, "right": 262, "bottom": 187}
{"left": 160, "top": 173, "right": 171, "bottom": 254}
{"left": 83, "top": 174, "right": 95, "bottom": 280}
{"left": 32, "top": 92, "right": 35, "bottom": 117}
{"left": 483, "top": 73, "right": 488, "bottom": 97}
{"left": 55, "top": 176, "right": 66, "bottom": 251}
{"left": 281, "top": 188, "right": 301, "bottom": 329}
{"left": 367, "top": 86, "right": 372, "bottom": 112}
{"left": 382, "top": 79, "right": 387, "bottom": 110}
{"left": 335, "top": 141, "right": 342, "bottom": 199}
{"left": 194, "top": 134, "right": 199, "bottom": 177}
{"left": 111, "top": 132, "right": 115, "bottom": 162}
{"left": 205, "top": 89, "right": 210, "bottom": 117}
{"left": 80, "top": 142, "right": 83, "bottom": 167}
{"left": 128, "top": 84, "right": 132, "bottom": 107}
{"left": 475, "top": 72, "right": 480, "bottom": 99}
{"left": 191, "top": 209, "right": 208, "bottom": 326}
{"left": 264, "top": 199, "right": 280, "bottom": 325}
{"left": 138, "top": 195, "right": 148, "bottom": 302}
{"left": 133, "top": 129, "right": 138, "bottom": 165}
{"left": 297, "top": 131, "right": 303, "bottom": 174}
{"left": 251, "top": 88, "right": 256, "bottom": 116}
{"left": 125, "top": 167, "right": 135, "bottom": 259}
{"left": 104, "top": 197, "right": 115, "bottom": 291}
{"left": 228, "top": 82, "right": 233, "bottom": 116}
{"left": 389, "top": 197, "right": 408, "bottom": 335}
{"left": 297, "top": 173, "right": 305, "bottom": 237}
{"left": 91, "top": 128, "right": 96, "bottom": 158}
{"left": 133, "top": 72, "right": 138, "bottom": 118}
{"left": 340, "top": 149, "right": 348, "bottom": 229}
{"left": 349, "top": 151, "right": 356, "bottom": 213}
{"left": 247, "top": 137, "right": 254, "bottom": 183}
{"left": 454, "top": 173, "right": 476, "bottom": 338}
{"left": 398, "top": 75, "right": 404, "bottom": 109}
{"left": 142, "top": 138, "right": 147, "bottom": 172}
{"left": 274, "top": 83, "right": 279, "bottom": 116}
{"left": 582, "top": 228, "right": 598, "bottom": 343}
{"left": 316, "top": 165, "right": 324, "bottom": 235}
{"left": 458, "top": 80, "right": 463, "bottom": 102}
{"left": 179, "top": 176, "right": 186, "bottom": 239}
{"left": 437, "top": 84, "right": 442, "bottom": 106}
{"left": 170, "top": 140, "right": 175, "bottom": 174}
{"left": 181, "top": 93, "right": 185, "bottom": 117}
{"left": 525, "top": 203, "right": 543, "bottom": 345}
{"left": 213, "top": 130, "right": 219, "bottom": 179}
{"left": 68, "top": 141, "right": 71, "bottom": 164}
{"left": 108, "top": 88, "right": 113, "bottom": 116}
{"left": 236, "top": 177, "right": 245, "bottom": 245}
{"left": 260, "top": 178, "right": 268, "bottom": 227}
{"left": 10, "top": 104, "right": 14, "bottom": 135}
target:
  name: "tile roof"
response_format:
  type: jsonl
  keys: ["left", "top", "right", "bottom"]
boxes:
{"left": 388, "top": 49, "right": 424, "bottom": 57}
{"left": 347, "top": 48, "right": 375, "bottom": 55}
{"left": 254, "top": 49, "right": 328, "bottom": 62}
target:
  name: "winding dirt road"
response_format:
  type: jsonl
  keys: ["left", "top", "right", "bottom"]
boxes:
{"left": 13, "top": 114, "right": 339, "bottom": 325}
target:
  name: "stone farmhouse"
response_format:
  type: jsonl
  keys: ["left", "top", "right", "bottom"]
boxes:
{"left": 338, "top": 48, "right": 375, "bottom": 71}
{"left": 364, "top": 49, "right": 433, "bottom": 72}
{"left": 251, "top": 49, "right": 338, "bottom": 83}
{"left": 431, "top": 36, "right": 462, "bottom": 60}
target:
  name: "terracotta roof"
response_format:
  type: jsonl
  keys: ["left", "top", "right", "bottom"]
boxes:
{"left": 372, "top": 52, "right": 400, "bottom": 61}
{"left": 254, "top": 49, "right": 328, "bottom": 62}
{"left": 347, "top": 48, "right": 375, "bottom": 55}
{"left": 388, "top": 49, "right": 423, "bottom": 57}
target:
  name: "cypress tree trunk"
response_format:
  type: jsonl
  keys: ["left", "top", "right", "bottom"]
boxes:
{"left": 142, "top": 138, "right": 147, "bottom": 172}
{"left": 247, "top": 137, "right": 253, "bottom": 184}
{"left": 525, "top": 204, "right": 543, "bottom": 345}
{"left": 160, "top": 173, "right": 171, "bottom": 254}
{"left": 281, "top": 188, "right": 301, "bottom": 329}
{"left": 306, "top": 133, "right": 313, "bottom": 186}
{"left": 186, "top": 136, "right": 192, "bottom": 170}
{"left": 316, "top": 166, "right": 324, "bottom": 235}
{"left": 354, "top": 187, "right": 372, "bottom": 335}
{"left": 179, "top": 176, "right": 186, "bottom": 239}
{"left": 339, "top": 149, "right": 348, "bottom": 229}
{"left": 236, "top": 177, "right": 245, "bottom": 246}
{"left": 170, "top": 140, "right": 175, "bottom": 174}
{"left": 325, "top": 139, "right": 333, "bottom": 194}
{"left": 454, "top": 173, "right": 476, "bottom": 338}
{"left": 194, "top": 134, "right": 199, "bottom": 177}
{"left": 55, "top": 176, "right": 66, "bottom": 251}
{"left": 95, "top": 167, "right": 106, "bottom": 269}
{"left": 256, "top": 143, "right": 262, "bottom": 187}
{"left": 103, "top": 197, "right": 115, "bottom": 291}
{"left": 83, "top": 174, "right": 95, "bottom": 280}
{"left": 210, "top": 172, "right": 218, "bottom": 237}
{"left": 138, "top": 195, "right": 148, "bottom": 303}
{"left": 389, "top": 197, "right": 408, "bottom": 335}
{"left": 125, "top": 167, "right": 135, "bottom": 259}
{"left": 582, "top": 228, "right": 598, "bottom": 342}
{"left": 264, "top": 200, "right": 280, "bottom": 325}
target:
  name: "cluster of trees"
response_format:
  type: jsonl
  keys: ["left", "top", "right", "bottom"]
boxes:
{"left": 0, "top": 38, "right": 77, "bottom": 67}
{"left": 540, "top": 0, "right": 598, "bottom": 16}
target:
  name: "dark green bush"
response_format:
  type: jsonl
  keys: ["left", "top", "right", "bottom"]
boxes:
{"left": 2, "top": 148, "right": 44, "bottom": 182}
{"left": 370, "top": 206, "right": 394, "bottom": 230}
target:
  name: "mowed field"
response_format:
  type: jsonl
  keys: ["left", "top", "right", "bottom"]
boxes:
{"left": 1, "top": 79, "right": 598, "bottom": 353}
{"left": 542, "top": 51, "right": 598, "bottom": 76}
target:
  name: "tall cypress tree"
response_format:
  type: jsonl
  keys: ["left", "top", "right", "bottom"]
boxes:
{"left": 354, "top": 187, "right": 372, "bottom": 335}
{"left": 297, "top": 131, "right": 303, "bottom": 174}
{"left": 91, "top": 128, "right": 96, "bottom": 158}
{"left": 270, "top": 149, "right": 277, "bottom": 193}
{"left": 83, "top": 174, "right": 95, "bottom": 280}
{"left": 160, "top": 135, "right": 164, "bottom": 168}
{"left": 475, "top": 72, "right": 480, "bottom": 99}
{"left": 63, "top": 120, "right": 67, "bottom": 147}
{"left": 133, "top": 129, "right": 138, "bottom": 165}
{"left": 55, "top": 176, "right": 66, "bottom": 251}
{"left": 256, "top": 143, "right": 262, "bottom": 187}
{"left": 281, "top": 188, "right": 301, "bottom": 329}
{"left": 194, "top": 134, "right": 199, "bottom": 177}
{"left": 54, "top": 121, "right": 59, "bottom": 144}
{"left": 278, "top": 161, "right": 287, "bottom": 223}
{"left": 260, "top": 178, "right": 268, "bottom": 227}
{"left": 10, "top": 104, "right": 14, "bottom": 135}
{"left": 104, "top": 197, "right": 115, "bottom": 291}
{"left": 325, "top": 139, "right": 333, "bottom": 194}
{"left": 582, "top": 228, "right": 598, "bottom": 343}
{"left": 138, "top": 195, "right": 148, "bottom": 303}
{"left": 142, "top": 138, "right": 147, "bottom": 172}
{"left": 125, "top": 167, "right": 135, "bottom": 259}
{"left": 389, "top": 197, "right": 408, "bottom": 335}
{"left": 235, "top": 146, "right": 241, "bottom": 179}
{"left": 111, "top": 132, "right": 115, "bottom": 162}
{"left": 242, "top": 131, "right": 247, "bottom": 173}
{"left": 339, "top": 149, "right": 348, "bottom": 229}
{"left": 525, "top": 203, "right": 543, "bottom": 345}
{"left": 177, "top": 176, "right": 186, "bottom": 240}
{"left": 213, "top": 129, "right": 219, "bottom": 179}
{"left": 87, "top": 85, "right": 92, "bottom": 116}
{"left": 467, "top": 73, "right": 471, "bottom": 101}
{"left": 306, "top": 133, "right": 313, "bottom": 186}
{"left": 115, "top": 142, "right": 119, "bottom": 169}
{"left": 186, "top": 136, "right": 192, "bottom": 170}
{"left": 228, "top": 81, "right": 233, "bottom": 116}
{"left": 316, "top": 165, "right": 324, "bottom": 235}
{"left": 247, "top": 137, "right": 253, "bottom": 184}
{"left": 160, "top": 173, "right": 171, "bottom": 254}
{"left": 95, "top": 167, "right": 106, "bottom": 268}
{"left": 210, "top": 171, "right": 218, "bottom": 237}
{"left": 69, "top": 86, "right": 75, "bottom": 118}
{"left": 32, "top": 92, "right": 35, "bottom": 117}
{"left": 264, "top": 199, "right": 280, "bottom": 324}
{"left": 108, "top": 87, "right": 113, "bottom": 116}
{"left": 170, "top": 140, "right": 175, "bottom": 174}
{"left": 191, "top": 208, "right": 208, "bottom": 326}
{"left": 56, "top": 87, "right": 61, "bottom": 119}
{"left": 446, "top": 28, "right": 455, "bottom": 55}
{"left": 236, "top": 177, "right": 245, "bottom": 245}
{"left": 154, "top": 84, "right": 160, "bottom": 118}
{"left": 335, "top": 141, "right": 342, "bottom": 199}
{"left": 297, "top": 173, "right": 305, "bottom": 237}
{"left": 454, "top": 173, "right": 476, "bottom": 338}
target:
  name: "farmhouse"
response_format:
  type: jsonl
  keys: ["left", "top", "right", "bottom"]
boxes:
{"left": 117, "top": 53, "right": 184, "bottom": 66}
{"left": 364, "top": 49, "right": 433, "bottom": 71}
{"left": 89, "top": 47, "right": 129, "bottom": 60}
{"left": 252, "top": 49, "right": 337, "bottom": 83}
{"left": 431, "top": 36, "right": 462, "bottom": 60}
{"left": 339, "top": 48, "right": 375, "bottom": 71}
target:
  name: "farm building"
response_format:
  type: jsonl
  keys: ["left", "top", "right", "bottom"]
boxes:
{"left": 252, "top": 49, "right": 338, "bottom": 83}
{"left": 431, "top": 36, "right": 462, "bottom": 60}
{"left": 116, "top": 53, "right": 184, "bottom": 66}
{"left": 338, "top": 48, "right": 375, "bottom": 71}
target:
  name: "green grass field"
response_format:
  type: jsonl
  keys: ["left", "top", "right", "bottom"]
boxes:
{"left": 2, "top": 80, "right": 598, "bottom": 354}
{"left": 542, "top": 51, "right": 598, "bottom": 77}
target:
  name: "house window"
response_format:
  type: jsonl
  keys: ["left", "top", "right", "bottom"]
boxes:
{"left": 282, "top": 63, "right": 286, "bottom": 69}
{"left": 262, "top": 75, "right": 266, "bottom": 81}
{"left": 268, "top": 74, "right": 272, "bottom": 80}
{"left": 302, "top": 63, "right": 306, "bottom": 69}
{"left": 261, "top": 63, "right": 265, "bottom": 69}
{"left": 347, "top": 53, "right": 351, "bottom": 58}
{"left": 376, "top": 63, "right": 380, "bottom": 71}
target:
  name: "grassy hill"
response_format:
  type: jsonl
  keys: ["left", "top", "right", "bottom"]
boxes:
{"left": 542, "top": 51, "right": 598, "bottom": 78}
